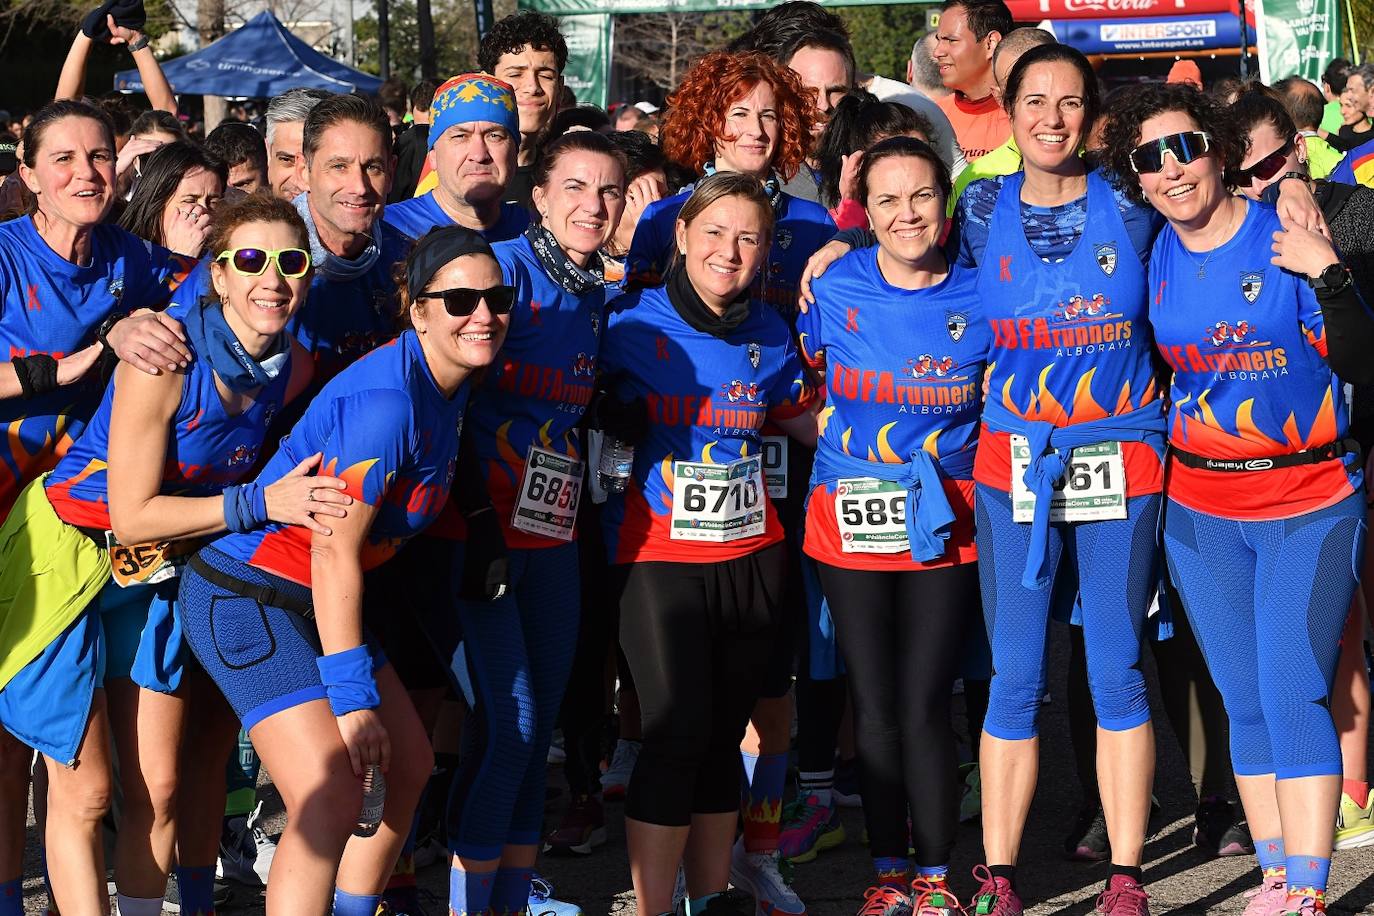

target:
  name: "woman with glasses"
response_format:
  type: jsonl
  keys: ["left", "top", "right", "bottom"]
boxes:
{"left": 176, "top": 224, "right": 510, "bottom": 916}
{"left": 1103, "top": 82, "right": 1374, "bottom": 916}
{"left": 430, "top": 130, "right": 625, "bottom": 916}
{"left": 0, "top": 194, "right": 347, "bottom": 916}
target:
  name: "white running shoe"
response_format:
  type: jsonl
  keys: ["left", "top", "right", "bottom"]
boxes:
{"left": 729, "top": 838, "right": 808, "bottom": 916}
{"left": 601, "top": 739, "right": 640, "bottom": 801}
{"left": 216, "top": 801, "right": 276, "bottom": 886}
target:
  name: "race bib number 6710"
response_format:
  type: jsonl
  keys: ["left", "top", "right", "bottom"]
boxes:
{"left": 670, "top": 456, "right": 766, "bottom": 542}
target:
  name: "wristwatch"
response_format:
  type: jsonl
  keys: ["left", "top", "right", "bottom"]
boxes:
{"left": 128, "top": 33, "right": 150, "bottom": 52}
{"left": 1309, "top": 263, "right": 1352, "bottom": 296}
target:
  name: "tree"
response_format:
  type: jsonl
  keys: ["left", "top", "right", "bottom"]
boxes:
{"left": 836, "top": 4, "right": 932, "bottom": 82}
{"left": 612, "top": 11, "right": 752, "bottom": 90}
{"left": 353, "top": 0, "right": 480, "bottom": 79}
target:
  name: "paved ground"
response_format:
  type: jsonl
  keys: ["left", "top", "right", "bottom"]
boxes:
{"left": 19, "top": 626, "right": 1374, "bottom": 914}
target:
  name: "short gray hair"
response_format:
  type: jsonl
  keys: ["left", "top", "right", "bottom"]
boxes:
{"left": 1353, "top": 63, "right": 1374, "bottom": 89}
{"left": 909, "top": 31, "right": 943, "bottom": 94}
{"left": 265, "top": 88, "right": 332, "bottom": 146}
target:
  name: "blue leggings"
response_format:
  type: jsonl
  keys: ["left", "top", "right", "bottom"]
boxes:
{"left": 1163, "top": 493, "right": 1364, "bottom": 779}
{"left": 440, "top": 542, "right": 580, "bottom": 859}
{"left": 975, "top": 485, "right": 1160, "bottom": 740}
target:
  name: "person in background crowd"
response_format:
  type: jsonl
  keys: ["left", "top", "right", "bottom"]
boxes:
{"left": 116, "top": 141, "right": 224, "bottom": 258}
{"left": 265, "top": 87, "right": 331, "bottom": 202}
{"left": 598, "top": 130, "right": 669, "bottom": 282}
{"left": 384, "top": 74, "right": 529, "bottom": 243}
{"left": 1329, "top": 127, "right": 1374, "bottom": 187}
{"left": 614, "top": 102, "right": 657, "bottom": 132}
{"left": 932, "top": 0, "right": 1013, "bottom": 162}
{"left": 379, "top": 76, "right": 411, "bottom": 140}
{"left": 811, "top": 90, "right": 931, "bottom": 228}
{"left": 205, "top": 120, "right": 270, "bottom": 195}
{"left": 1166, "top": 60, "right": 1204, "bottom": 90}
{"left": 0, "top": 130, "right": 17, "bottom": 178}
{"left": 1319, "top": 58, "right": 1351, "bottom": 135}
{"left": 54, "top": 11, "right": 176, "bottom": 119}
{"left": 129, "top": 110, "right": 188, "bottom": 148}
{"left": 1275, "top": 77, "right": 1344, "bottom": 179}
{"left": 552, "top": 104, "right": 614, "bottom": 136}
{"left": 478, "top": 11, "right": 568, "bottom": 209}
{"left": 1327, "top": 64, "right": 1374, "bottom": 153}
{"left": 774, "top": 27, "right": 857, "bottom": 203}
{"left": 390, "top": 77, "right": 441, "bottom": 203}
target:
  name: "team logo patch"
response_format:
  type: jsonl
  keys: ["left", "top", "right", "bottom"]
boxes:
{"left": 108, "top": 277, "right": 125, "bottom": 301}
{"left": 1203, "top": 320, "right": 1261, "bottom": 346}
{"left": 1241, "top": 272, "right": 1264, "bottom": 303}
{"left": 747, "top": 342, "right": 761, "bottom": 369}
{"left": 1094, "top": 243, "right": 1117, "bottom": 277}
{"left": 946, "top": 312, "right": 968, "bottom": 342}
{"left": 721, "top": 379, "right": 761, "bottom": 402}
{"left": 226, "top": 444, "right": 257, "bottom": 467}
{"left": 590, "top": 310, "right": 600, "bottom": 337}
{"left": 776, "top": 228, "right": 793, "bottom": 250}
{"left": 903, "top": 355, "right": 957, "bottom": 379}
{"left": 570, "top": 352, "right": 595, "bottom": 377}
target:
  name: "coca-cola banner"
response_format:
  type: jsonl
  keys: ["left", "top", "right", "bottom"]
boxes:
{"left": 1044, "top": 13, "right": 1240, "bottom": 52}
{"left": 1006, "top": 0, "right": 1233, "bottom": 20}
{"left": 1253, "top": 0, "right": 1342, "bottom": 82}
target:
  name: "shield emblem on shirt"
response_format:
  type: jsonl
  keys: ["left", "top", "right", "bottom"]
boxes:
{"left": 748, "top": 342, "right": 762, "bottom": 369}
{"left": 776, "top": 228, "right": 793, "bottom": 250}
{"left": 946, "top": 312, "right": 968, "bottom": 343}
{"left": 590, "top": 310, "right": 601, "bottom": 337}
{"left": 108, "top": 277, "right": 126, "bottom": 301}
{"left": 1241, "top": 272, "right": 1264, "bottom": 303}
{"left": 1095, "top": 244, "right": 1117, "bottom": 277}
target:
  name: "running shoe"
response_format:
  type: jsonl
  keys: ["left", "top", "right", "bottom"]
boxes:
{"left": 778, "top": 795, "right": 846, "bottom": 863}
{"left": 959, "top": 763, "right": 981, "bottom": 823}
{"left": 1240, "top": 873, "right": 1288, "bottom": 916}
{"left": 1095, "top": 875, "right": 1148, "bottom": 916}
{"left": 1335, "top": 787, "right": 1374, "bottom": 849}
{"left": 673, "top": 866, "right": 688, "bottom": 916}
{"left": 548, "top": 731, "right": 567, "bottom": 765}
{"left": 527, "top": 874, "right": 583, "bottom": 916}
{"left": 834, "top": 758, "right": 862, "bottom": 808}
{"left": 1277, "top": 898, "right": 1325, "bottom": 916}
{"left": 1063, "top": 804, "right": 1109, "bottom": 862}
{"left": 730, "top": 838, "right": 809, "bottom": 916}
{"left": 216, "top": 801, "right": 276, "bottom": 886}
{"left": 544, "top": 794, "right": 607, "bottom": 855}
{"left": 601, "top": 739, "right": 640, "bottom": 802}
{"left": 970, "top": 866, "right": 1021, "bottom": 916}
{"left": 857, "top": 886, "right": 912, "bottom": 916}
{"left": 911, "top": 879, "right": 962, "bottom": 916}
{"left": 1193, "top": 796, "right": 1253, "bottom": 857}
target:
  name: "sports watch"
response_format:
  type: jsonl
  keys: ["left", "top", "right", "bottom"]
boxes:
{"left": 1308, "top": 263, "right": 1353, "bottom": 296}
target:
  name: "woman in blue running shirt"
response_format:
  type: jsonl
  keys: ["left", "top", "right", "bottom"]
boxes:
{"left": 1103, "top": 83, "right": 1374, "bottom": 916}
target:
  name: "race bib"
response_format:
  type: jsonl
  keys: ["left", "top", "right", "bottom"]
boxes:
{"left": 1010, "top": 437, "right": 1127, "bottom": 523}
{"left": 670, "top": 455, "right": 766, "bottom": 543}
{"left": 511, "top": 446, "right": 583, "bottom": 541}
{"left": 762, "top": 435, "right": 788, "bottom": 500}
{"left": 835, "top": 478, "right": 909, "bottom": 554}
{"left": 106, "top": 532, "right": 191, "bottom": 588}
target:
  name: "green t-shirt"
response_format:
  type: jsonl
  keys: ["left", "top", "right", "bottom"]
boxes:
{"left": 950, "top": 136, "right": 1022, "bottom": 214}
{"left": 1305, "top": 131, "right": 1343, "bottom": 180}
{"left": 1321, "top": 99, "right": 1344, "bottom": 135}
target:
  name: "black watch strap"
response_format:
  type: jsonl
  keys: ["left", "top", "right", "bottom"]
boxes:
{"left": 95, "top": 311, "right": 126, "bottom": 347}
{"left": 1310, "top": 264, "right": 1352, "bottom": 295}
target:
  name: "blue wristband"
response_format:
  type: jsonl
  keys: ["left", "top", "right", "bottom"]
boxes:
{"left": 316, "top": 646, "right": 380, "bottom": 717}
{"left": 222, "top": 482, "right": 268, "bottom": 533}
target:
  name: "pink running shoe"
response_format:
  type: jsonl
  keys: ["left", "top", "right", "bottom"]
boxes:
{"left": 969, "top": 866, "right": 1021, "bottom": 916}
{"left": 1241, "top": 874, "right": 1288, "bottom": 916}
{"left": 1095, "top": 875, "right": 1149, "bottom": 916}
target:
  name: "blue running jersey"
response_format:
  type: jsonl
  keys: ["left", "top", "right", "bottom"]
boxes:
{"left": 206, "top": 331, "right": 468, "bottom": 585}
{"left": 625, "top": 188, "right": 835, "bottom": 320}
{"left": 971, "top": 170, "right": 1163, "bottom": 494}
{"left": 598, "top": 285, "right": 815, "bottom": 564}
{"left": 0, "top": 217, "right": 185, "bottom": 518}
{"left": 797, "top": 249, "right": 989, "bottom": 570}
{"left": 1151, "top": 201, "right": 1361, "bottom": 520}
{"left": 383, "top": 192, "right": 530, "bottom": 243}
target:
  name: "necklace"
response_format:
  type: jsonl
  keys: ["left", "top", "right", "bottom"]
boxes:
{"left": 1184, "top": 201, "right": 1240, "bottom": 280}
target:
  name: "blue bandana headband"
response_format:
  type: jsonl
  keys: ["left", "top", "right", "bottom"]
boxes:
{"left": 428, "top": 73, "right": 521, "bottom": 152}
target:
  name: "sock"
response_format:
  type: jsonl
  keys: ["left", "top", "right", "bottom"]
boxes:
{"left": 332, "top": 889, "right": 381, "bottom": 916}
{"left": 688, "top": 893, "right": 722, "bottom": 915}
{"left": 741, "top": 752, "right": 788, "bottom": 853}
{"left": 1107, "top": 864, "right": 1143, "bottom": 887}
{"left": 1256, "top": 837, "right": 1286, "bottom": 879}
{"left": 914, "top": 864, "right": 948, "bottom": 883}
{"left": 450, "top": 865, "right": 498, "bottom": 916}
{"left": 223, "top": 729, "right": 260, "bottom": 819}
{"left": 988, "top": 864, "right": 1016, "bottom": 890}
{"left": 489, "top": 867, "right": 534, "bottom": 916}
{"left": 115, "top": 894, "right": 163, "bottom": 916}
{"left": 798, "top": 768, "right": 834, "bottom": 809}
{"left": 873, "top": 856, "right": 910, "bottom": 889}
{"left": 1285, "top": 855, "right": 1330, "bottom": 906}
{"left": 175, "top": 866, "right": 217, "bottom": 916}
{"left": 0, "top": 877, "right": 21, "bottom": 916}
{"left": 1344, "top": 778, "right": 1369, "bottom": 803}
{"left": 382, "top": 800, "right": 425, "bottom": 912}
{"left": 740, "top": 749, "right": 759, "bottom": 783}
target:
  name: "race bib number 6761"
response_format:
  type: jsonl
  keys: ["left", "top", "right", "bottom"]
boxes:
{"left": 1010, "top": 437, "right": 1126, "bottom": 523}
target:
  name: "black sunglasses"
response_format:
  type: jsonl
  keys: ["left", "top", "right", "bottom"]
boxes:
{"left": 1128, "top": 130, "right": 1212, "bottom": 174}
{"left": 1229, "top": 137, "right": 1295, "bottom": 186}
{"left": 416, "top": 285, "right": 516, "bottom": 317}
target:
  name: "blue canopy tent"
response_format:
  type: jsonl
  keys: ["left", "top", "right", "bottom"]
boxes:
{"left": 114, "top": 11, "right": 382, "bottom": 97}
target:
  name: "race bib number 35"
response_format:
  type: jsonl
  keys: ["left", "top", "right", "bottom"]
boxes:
{"left": 670, "top": 456, "right": 766, "bottom": 543}
{"left": 106, "top": 532, "right": 190, "bottom": 588}
{"left": 835, "top": 478, "right": 909, "bottom": 553}
{"left": 511, "top": 446, "right": 584, "bottom": 541}
{"left": 1010, "top": 437, "right": 1127, "bottom": 523}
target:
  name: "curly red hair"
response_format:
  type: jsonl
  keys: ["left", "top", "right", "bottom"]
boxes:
{"left": 661, "top": 51, "right": 818, "bottom": 182}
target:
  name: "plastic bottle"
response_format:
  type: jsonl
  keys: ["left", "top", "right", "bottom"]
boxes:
{"left": 354, "top": 764, "right": 386, "bottom": 837}
{"left": 598, "top": 437, "right": 634, "bottom": 493}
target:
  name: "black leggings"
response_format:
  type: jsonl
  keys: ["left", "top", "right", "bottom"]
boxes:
{"left": 818, "top": 561, "right": 980, "bottom": 864}
{"left": 618, "top": 544, "right": 784, "bottom": 827}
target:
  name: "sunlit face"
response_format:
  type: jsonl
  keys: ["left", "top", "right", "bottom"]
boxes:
{"left": 1010, "top": 60, "right": 1087, "bottom": 173}
{"left": 1340, "top": 90, "right": 1365, "bottom": 127}
{"left": 933, "top": 6, "right": 996, "bottom": 96}
{"left": 1237, "top": 120, "right": 1304, "bottom": 202}
{"left": 267, "top": 120, "right": 306, "bottom": 200}
{"left": 210, "top": 220, "right": 312, "bottom": 345}
{"left": 303, "top": 120, "right": 393, "bottom": 242}
{"left": 1135, "top": 109, "right": 1226, "bottom": 233}
{"left": 158, "top": 166, "right": 224, "bottom": 249}
{"left": 410, "top": 253, "right": 510, "bottom": 378}
{"left": 228, "top": 159, "right": 266, "bottom": 194}
{"left": 20, "top": 115, "right": 116, "bottom": 233}
{"left": 714, "top": 82, "right": 780, "bottom": 180}
{"left": 431, "top": 120, "right": 518, "bottom": 207}
{"left": 674, "top": 194, "right": 770, "bottom": 309}
{"left": 495, "top": 46, "right": 563, "bottom": 138}
{"left": 865, "top": 154, "right": 946, "bottom": 268}
{"left": 532, "top": 149, "right": 626, "bottom": 266}
{"left": 788, "top": 45, "right": 851, "bottom": 140}
{"left": 1346, "top": 74, "right": 1370, "bottom": 117}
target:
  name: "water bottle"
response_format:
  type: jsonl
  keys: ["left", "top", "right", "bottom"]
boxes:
{"left": 354, "top": 765, "right": 386, "bottom": 837}
{"left": 598, "top": 437, "right": 634, "bottom": 493}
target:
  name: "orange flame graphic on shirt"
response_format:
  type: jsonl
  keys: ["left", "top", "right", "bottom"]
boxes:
{"left": 1171, "top": 388, "right": 1337, "bottom": 457}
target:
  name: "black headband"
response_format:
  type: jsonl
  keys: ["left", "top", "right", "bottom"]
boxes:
{"left": 407, "top": 225, "right": 497, "bottom": 298}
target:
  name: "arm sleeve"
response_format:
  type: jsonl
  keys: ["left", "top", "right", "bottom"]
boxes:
{"left": 318, "top": 390, "right": 416, "bottom": 506}
{"left": 625, "top": 203, "right": 669, "bottom": 290}
{"left": 832, "top": 227, "right": 876, "bottom": 249}
{"left": 1116, "top": 190, "right": 1165, "bottom": 265}
{"left": 766, "top": 339, "right": 817, "bottom": 421}
{"left": 948, "top": 178, "right": 999, "bottom": 269}
{"left": 1303, "top": 277, "right": 1374, "bottom": 385}
{"left": 794, "top": 283, "right": 825, "bottom": 370}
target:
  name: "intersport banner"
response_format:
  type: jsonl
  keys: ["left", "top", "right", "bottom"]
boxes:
{"left": 1044, "top": 13, "right": 1240, "bottom": 52}
{"left": 1006, "top": 0, "right": 1233, "bottom": 19}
